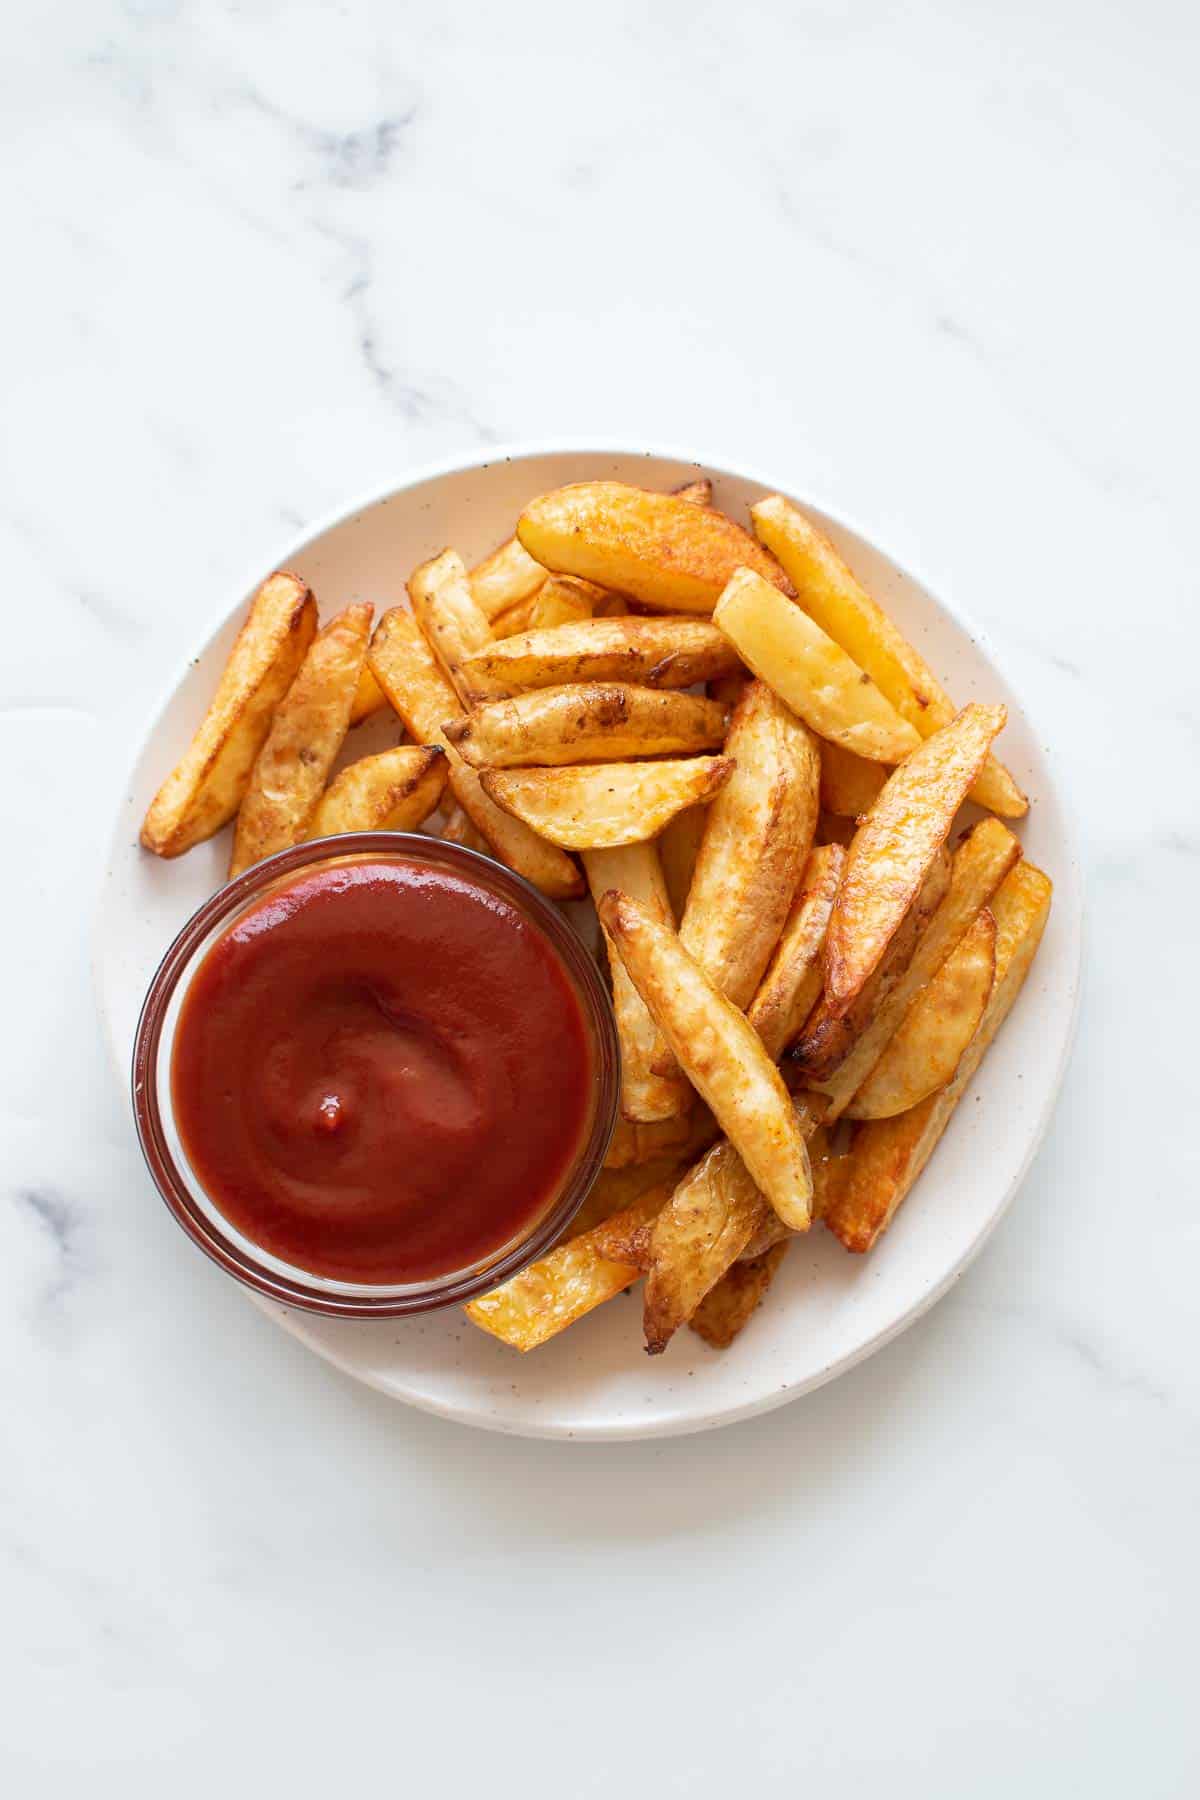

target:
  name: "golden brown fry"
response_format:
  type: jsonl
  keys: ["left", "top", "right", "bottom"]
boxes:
{"left": 560, "top": 1156, "right": 692, "bottom": 1244}
{"left": 598, "top": 892, "right": 813, "bottom": 1230}
{"left": 460, "top": 615, "right": 741, "bottom": 699}
{"left": 490, "top": 595, "right": 540, "bottom": 639}
{"left": 348, "top": 661, "right": 388, "bottom": 726}
{"left": 824, "top": 703, "right": 1007, "bottom": 1015}
{"left": 751, "top": 495, "right": 1028, "bottom": 816}
{"left": 819, "top": 739, "right": 886, "bottom": 818}
{"left": 800, "top": 820, "right": 1020, "bottom": 1112}
{"left": 229, "top": 603, "right": 371, "bottom": 877}
{"left": 659, "top": 803, "right": 708, "bottom": 921}
{"left": 446, "top": 683, "right": 728, "bottom": 770}
{"left": 603, "top": 1108, "right": 717, "bottom": 1170}
{"left": 481, "top": 756, "right": 733, "bottom": 851}
{"left": 407, "top": 548, "right": 494, "bottom": 705}
{"left": 465, "top": 1181, "right": 676, "bottom": 1351}
{"left": 825, "top": 862, "right": 1052, "bottom": 1252}
{"left": 689, "top": 1241, "right": 789, "bottom": 1349}
{"left": 583, "top": 843, "right": 692, "bottom": 1123}
{"left": 677, "top": 679, "right": 820, "bottom": 1009}
{"left": 368, "top": 608, "right": 583, "bottom": 898}
{"left": 468, "top": 534, "right": 547, "bottom": 621}
{"left": 846, "top": 907, "right": 996, "bottom": 1119}
{"left": 525, "top": 574, "right": 604, "bottom": 631}
{"left": 712, "top": 567, "right": 921, "bottom": 764}
{"left": 140, "top": 573, "right": 317, "bottom": 857}
{"left": 642, "top": 1097, "right": 825, "bottom": 1351}
{"left": 746, "top": 843, "right": 845, "bottom": 1060}
{"left": 518, "top": 481, "right": 792, "bottom": 615}
{"left": 794, "top": 848, "right": 951, "bottom": 1084}
{"left": 736, "top": 1124, "right": 845, "bottom": 1259}
{"left": 304, "top": 745, "right": 446, "bottom": 840}
{"left": 672, "top": 477, "right": 713, "bottom": 506}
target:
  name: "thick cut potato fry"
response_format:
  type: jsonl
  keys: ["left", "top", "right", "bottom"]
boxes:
{"left": 584, "top": 843, "right": 692, "bottom": 1123}
{"left": 440, "top": 802, "right": 491, "bottom": 855}
{"left": 846, "top": 908, "right": 996, "bottom": 1119}
{"left": 819, "top": 739, "right": 886, "bottom": 818}
{"left": 825, "top": 863, "right": 1052, "bottom": 1252}
{"left": 791, "top": 850, "right": 951, "bottom": 1084}
{"left": 348, "top": 661, "right": 388, "bottom": 726}
{"left": 746, "top": 843, "right": 845, "bottom": 1060}
{"left": 525, "top": 574, "right": 604, "bottom": 631}
{"left": 751, "top": 495, "right": 1027, "bottom": 816}
{"left": 481, "top": 757, "right": 733, "bottom": 851}
{"left": 598, "top": 893, "right": 813, "bottom": 1230}
{"left": 459, "top": 615, "right": 742, "bottom": 699}
{"left": 368, "top": 608, "right": 583, "bottom": 898}
{"left": 809, "top": 816, "right": 1020, "bottom": 1114}
{"left": 736, "top": 1124, "right": 844, "bottom": 1259}
{"left": 689, "top": 1241, "right": 788, "bottom": 1349}
{"left": 713, "top": 567, "right": 921, "bottom": 764}
{"left": 445, "top": 683, "right": 729, "bottom": 769}
{"left": 642, "top": 1096, "right": 825, "bottom": 1351}
{"left": 603, "top": 1108, "right": 717, "bottom": 1171}
{"left": 518, "top": 481, "right": 792, "bottom": 615}
{"left": 560, "top": 1156, "right": 692, "bottom": 1245}
{"left": 490, "top": 595, "right": 540, "bottom": 639}
{"left": 659, "top": 803, "right": 707, "bottom": 921}
{"left": 304, "top": 745, "right": 446, "bottom": 840}
{"left": 469, "top": 535, "right": 548, "bottom": 620}
{"left": 823, "top": 703, "right": 1007, "bottom": 1015}
{"left": 407, "top": 548, "right": 494, "bottom": 704}
{"left": 677, "top": 679, "right": 820, "bottom": 1009}
{"left": 141, "top": 573, "right": 317, "bottom": 857}
{"left": 229, "top": 603, "right": 371, "bottom": 877}
{"left": 465, "top": 1181, "right": 676, "bottom": 1351}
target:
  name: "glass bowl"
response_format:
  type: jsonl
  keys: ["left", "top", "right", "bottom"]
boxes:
{"left": 131, "top": 832, "right": 619, "bottom": 1317}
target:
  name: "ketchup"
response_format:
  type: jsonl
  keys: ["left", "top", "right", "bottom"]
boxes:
{"left": 170, "top": 857, "right": 593, "bottom": 1283}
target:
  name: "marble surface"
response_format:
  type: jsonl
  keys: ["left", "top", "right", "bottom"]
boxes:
{"left": 2, "top": 1, "right": 1196, "bottom": 1792}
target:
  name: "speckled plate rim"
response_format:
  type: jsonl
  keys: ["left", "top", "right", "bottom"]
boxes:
{"left": 94, "top": 440, "right": 1083, "bottom": 1442}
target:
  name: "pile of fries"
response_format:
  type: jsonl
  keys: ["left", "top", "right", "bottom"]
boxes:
{"left": 142, "top": 474, "right": 1052, "bottom": 1356}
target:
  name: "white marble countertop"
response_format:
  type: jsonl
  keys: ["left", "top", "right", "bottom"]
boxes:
{"left": 3, "top": 2, "right": 1196, "bottom": 1793}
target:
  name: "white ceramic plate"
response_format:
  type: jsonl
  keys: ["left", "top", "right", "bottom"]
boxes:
{"left": 96, "top": 445, "right": 1081, "bottom": 1440}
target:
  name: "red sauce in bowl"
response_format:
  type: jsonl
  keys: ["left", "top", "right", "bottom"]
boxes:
{"left": 170, "top": 856, "right": 593, "bottom": 1284}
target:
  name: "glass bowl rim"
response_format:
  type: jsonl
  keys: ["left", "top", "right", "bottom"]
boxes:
{"left": 131, "top": 831, "right": 620, "bottom": 1317}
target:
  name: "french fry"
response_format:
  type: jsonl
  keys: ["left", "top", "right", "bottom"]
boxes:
{"left": 465, "top": 1180, "right": 677, "bottom": 1351}
{"left": 673, "top": 477, "right": 713, "bottom": 506}
{"left": 489, "top": 595, "right": 540, "bottom": 639}
{"left": 642, "top": 1097, "right": 825, "bottom": 1351}
{"left": 823, "top": 703, "right": 1008, "bottom": 1016}
{"left": 751, "top": 495, "right": 1028, "bottom": 816}
{"left": 583, "top": 843, "right": 693, "bottom": 1123}
{"left": 825, "top": 862, "right": 1052, "bottom": 1252}
{"left": 792, "top": 848, "right": 951, "bottom": 1085}
{"left": 304, "top": 745, "right": 446, "bottom": 840}
{"left": 481, "top": 757, "right": 733, "bottom": 851}
{"left": 368, "top": 608, "right": 583, "bottom": 898}
{"left": 802, "top": 817, "right": 1021, "bottom": 1108}
{"left": 736, "top": 1124, "right": 845, "bottom": 1259}
{"left": 677, "top": 679, "right": 820, "bottom": 1009}
{"left": 846, "top": 907, "right": 996, "bottom": 1119}
{"left": 603, "top": 1108, "right": 717, "bottom": 1170}
{"left": 229, "top": 603, "right": 372, "bottom": 877}
{"left": 140, "top": 573, "right": 317, "bottom": 857}
{"left": 459, "top": 615, "right": 741, "bottom": 699}
{"left": 445, "top": 683, "right": 729, "bottom": 769}
{"left": 713, "top": 567, "right": 921, "bottom": 764}
{"left": 407, "top": 548, "right": 495, "bottom": 705}
{"left": 597, "top": 892, "right": 813, "bottom": 1230}
{"left": 746, "top": 843, "right": 845, "bottom": 1060}
{"left": 348, "top": 661, "right": 388, "bottom": 726}
{"left": 689, "top": 1241, "right": 789, "bottom": 1349}
{"left": 819, "top": 739, "right": 886, "bottom": 818}
{"left": 518, "top": 481, "right": 793, "bottom": 615}
{"left": 659, "top": 803, "right": 707, "bottom": 921}
{"left": 469, "top": 534, "right": 547, "bottom": 621}
{"left": 525, "top": 574, "right": 604, "bottom": 631}
{"left": 559, "top": 1156, "right": 693, "bottom": 1244}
